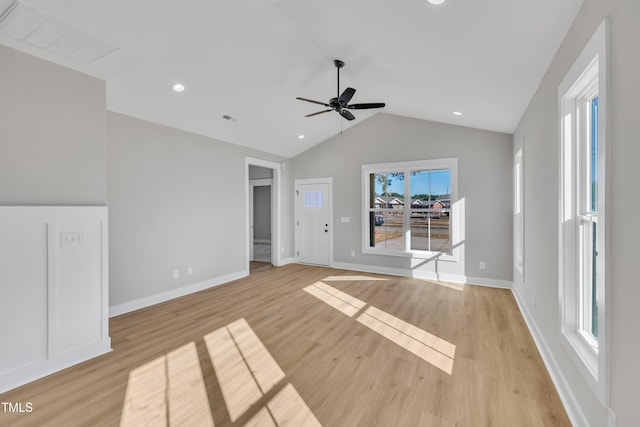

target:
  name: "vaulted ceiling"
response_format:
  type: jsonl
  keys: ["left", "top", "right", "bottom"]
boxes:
{"left": 0, "top": 0, "right": 583, "bottom": 157}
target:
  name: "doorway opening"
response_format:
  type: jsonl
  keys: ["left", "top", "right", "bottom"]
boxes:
{"left": 250, "top": 167, "right": 272, "bottom": 272}
{"left": 245, "top": 157, "right": 281, "bottom": 274}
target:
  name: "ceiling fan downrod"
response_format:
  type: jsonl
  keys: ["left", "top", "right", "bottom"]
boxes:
{"left": 335, "top": 59, "right": 345, "bottom": 98}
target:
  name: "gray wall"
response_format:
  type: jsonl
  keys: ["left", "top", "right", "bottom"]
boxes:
{"left": 0, "top": 45, "right": 107, "bottom": 205}
{"left": 291, "top": 113, "right": 513, "bottom": 284}
{"left": 0, "top": 40, "right": 294, "bottom": 312}
{"left": 513, "top": 0, "right": 640, "bottom": 424}
{"left": 108, "top": 112, "right": 290, "bottom": 307}
{"left": 249, "top": 165, "right": 273, "bottom": 180}
{"left": 253, "top": 185, "right": 271, "bottom": 241}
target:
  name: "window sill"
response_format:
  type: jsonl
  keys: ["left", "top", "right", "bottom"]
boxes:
{"left": 362, "top": 247, "right": 457, "bottom": 262}
{"left": 561, "top": 328, "right": 604, "bottom": 403}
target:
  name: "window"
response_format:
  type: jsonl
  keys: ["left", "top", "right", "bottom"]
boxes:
{"left": 558, "top": 20, "right": 608, "bottom": 404}
{"left": 362, "top": 158, "right": 457, "bottom": 258}
{"left": 303, "top": 190, "right": 323, "bottom": 208}
{"left": 514, "top": 146, "right": 524, "bottom": 278}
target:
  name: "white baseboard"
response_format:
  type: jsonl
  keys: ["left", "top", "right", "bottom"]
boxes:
{"left": 511, "top": 286, "right": 588, "bottom": 427}
{"left": 0, "top": 339, "right": 111, "bottom": 394}
{"left": 331, "top": 261, "right": 512, "bottom": 289}
{"left": 109, "top": 270, "right": 249, "bottom": 317}
{"left": 464, "top": 275, "right": 513, "bottom": 289}
{"left": 275, "top": 257, "right": 295, "bottom": 267}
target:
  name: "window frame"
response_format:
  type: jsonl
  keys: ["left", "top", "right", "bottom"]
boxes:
{"left": 514, "top": 145, "right": 524, "bottom": 280}
{"left": 361, "top": 158, "right": 458, "bottom": 260}
{"left": 558, "top": 19, "right": 609, "bottom": 406}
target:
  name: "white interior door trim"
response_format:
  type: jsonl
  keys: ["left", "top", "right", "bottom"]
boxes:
{"left": 245, "top": 157, "right": 281, "bottom": 269}
{"left": 294, "top": 177, "right": 333, "bottom": 267}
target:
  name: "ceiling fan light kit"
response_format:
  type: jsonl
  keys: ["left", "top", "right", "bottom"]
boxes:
{"left": 296, "top": 59, "right": 386, "bottom": 121}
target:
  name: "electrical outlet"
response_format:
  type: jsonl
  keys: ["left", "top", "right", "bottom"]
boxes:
{"left": 187, "top": 267, "right": 193, "bottom": 275}
{"left": 351, "top": 250, "right": 356, "bottom": 257}
{"left": 173, "top": 270, "right": 179, "bottom": 279}
{"left": 479, "top": 261, "right": 486, "bottom": 269}
{"left": 532, "top": 294, "right": 537, "bottom": 308}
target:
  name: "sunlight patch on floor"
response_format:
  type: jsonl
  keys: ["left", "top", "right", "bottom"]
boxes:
{"left": 205, "top": 318, "right": 321, "bottom": 426}
{"left": 303, "top": 281, "right": 366, "bottom": 317}
{"left": 357, "top": 308, "right": 455, "bottom": 375}
{"left": 267, "top": 383, "right": 322, "bottom": 426}
{"left": 363, "top": 306, "right": 456, "bottom": 359}
{"left": 121, "top": 318, "right": 320, "bottom": 426}
{"left": 417, "top": 278, "right": 465, "bottom": 292}
{"left": 321, "top": 275, "right": 388, "bottom": 282}
{"left": 120, "top": 341, "right": 214, "bottom": 427}
{"left": 204, "top": 325, "right": 265, "bottom": 421}
{"left": 304, "top": 281, "right": 456, "bottom": 375}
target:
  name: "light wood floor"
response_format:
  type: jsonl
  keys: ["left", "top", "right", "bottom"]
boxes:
{"left": 0, "top": 264, "right": 570, "bottom": 426}
{"left": 250, "top": 261, "right": 273, "bottom": 274}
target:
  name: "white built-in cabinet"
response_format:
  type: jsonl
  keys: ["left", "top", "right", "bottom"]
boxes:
{"left": 0, "top": 206, "right": 111, "bottom": 393}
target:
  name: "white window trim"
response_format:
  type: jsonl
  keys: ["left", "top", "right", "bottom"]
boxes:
{"left": 361, "top": 158, "right": 458, "bottom": 261}
{"left": 558, "top": 19, "right": 609, "bottom": 406}
{"left": 514, "top": 144, "right": 525, "bottom": 280}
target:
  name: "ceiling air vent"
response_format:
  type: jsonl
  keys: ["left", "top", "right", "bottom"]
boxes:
{"left": 0, "top": 0, "right": 117, "bottom": 65}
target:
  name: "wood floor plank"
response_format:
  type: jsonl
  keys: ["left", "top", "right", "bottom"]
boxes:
{"left": 0, "top": 264, "right": 570, "bottom": 426}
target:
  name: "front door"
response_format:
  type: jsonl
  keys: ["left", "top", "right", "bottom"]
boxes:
{"left": 296, "top": 182, "right": 330, "bottom": 265}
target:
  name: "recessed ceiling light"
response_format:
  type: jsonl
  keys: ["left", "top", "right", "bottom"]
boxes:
{"left": 298, "top": 134, "right": 305, "bottom": 140}
{"left": 428, "top": 0, "right": 446, "bottom": 4}
{"left": 171, "top": 83, "right": 185, "bottom": 93}
{"left": 453, "top": 111, "right": 463, "bottom": 116}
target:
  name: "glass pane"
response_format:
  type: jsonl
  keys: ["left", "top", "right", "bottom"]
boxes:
{"left": 372, "top": 172, "right": 405, "bottom": 207}
{"left": 369, "top": 174, "right": 376, "bottom": 209}
{"left": 369, "top": 171, "right": 405, "bottom": 249}
{"left": 590, "top": 96, "right": 598, "bottom": 212}
{"left": 410, "top": 169, "right": 450, "bottom": 201}
{"left": 591, "top": 221, "right": 598, "bottom": 338}
{"left": 303, "top": 190, "right": 323, "bottom": 208}
{"left": 410, "top": 212, "right": 451, "bottom": 253}
{"left": 371, "top": 210, "right": 403, "bottom": 249}
{"left": 409, "top": 169, "right": 451, "bottom": 253}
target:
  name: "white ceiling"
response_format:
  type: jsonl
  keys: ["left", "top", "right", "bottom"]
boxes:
{"left": 0, "top": 0, "right": 583, "bottom": 158}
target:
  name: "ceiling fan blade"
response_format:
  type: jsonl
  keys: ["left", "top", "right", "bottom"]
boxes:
{"left": 338, "top": 87, "right": 356, "bottom": 106}
{"left": 305, "top": 109, "right": 333, "bottom": 117}
{"left": 339, "top": 109, "right": 356, "bottom": 121}
{"left": 346, "top": 102, "right": 386, "bottom": 110}
{"left": 296, "top": 97, "right": 330, "bottom": 107}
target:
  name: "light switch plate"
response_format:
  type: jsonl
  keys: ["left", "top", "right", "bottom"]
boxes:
{"left": 60, "top": 231, "right": 83, "bottom": 247}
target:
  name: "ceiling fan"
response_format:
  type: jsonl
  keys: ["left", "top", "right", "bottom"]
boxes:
{"left": 296, "top": 59, "right": 385, "bottom": 121}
